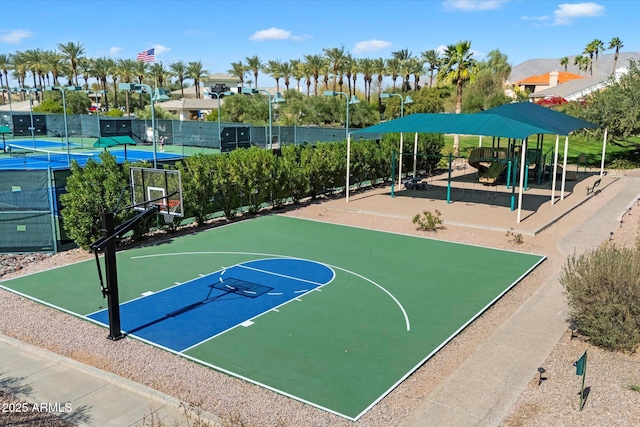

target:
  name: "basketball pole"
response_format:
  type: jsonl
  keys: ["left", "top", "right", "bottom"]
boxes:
{"left": 102, "top": 211, "right": 124, "bottom": 341}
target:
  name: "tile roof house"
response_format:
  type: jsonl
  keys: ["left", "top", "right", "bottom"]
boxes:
{"left": 528, "top": 68, "right": 628, "bottom": 102}
{"left": 515, "top": 71, "right": 584, "bottom": 94}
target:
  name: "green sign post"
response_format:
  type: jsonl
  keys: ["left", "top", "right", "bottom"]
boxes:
{"left": 573, "top": 350, "right": 587, "bottom": 410}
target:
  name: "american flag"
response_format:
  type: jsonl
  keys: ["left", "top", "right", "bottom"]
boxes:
{"left": 136, "top": 48, "right": 155, "bottom": 63}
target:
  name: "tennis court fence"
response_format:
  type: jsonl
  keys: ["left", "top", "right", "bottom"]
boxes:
{"left": 0, "top": 169, "right": 71, "bottom": 253}
{"left": 1, "top": 113, "right": 354, "bottom": 149}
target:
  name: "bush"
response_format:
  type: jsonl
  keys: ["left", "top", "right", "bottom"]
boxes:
{"left": 560, "top": 240, "right": 640, "bottom": 352}
{"left": 412, "top": 210, "right": 443, "bottom": 232}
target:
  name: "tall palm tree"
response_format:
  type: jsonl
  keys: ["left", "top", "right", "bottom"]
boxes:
{"left": 169, "top": 60, "right": 188, "bottom": 97}
{"left": 227, "top": 61, "right": 247, "bottom": 89}
{"left": 408, "top": 57, "right": 424, "bottom": 91}
{"left": 289, "top": 59, "right": 304, "bottom": 92}
{"left": 302, "top": 61, "right": 312, "bottom": 96}
{"left": 574, "top": 55, "right": 589, "bottom": 76}
{"left": 57, "top": 41, "right": 85, "bottom": 86}
{"left": 303, "top": 54, "right": 325, "bottom": 96}
{"left": 385, "top": 57, "right": 401, "bottom": 91}
{"left": 0, "top": 54, "right": 11, "bottom": 103}
{"left": 583, "top": 42, "right": 597, "bottom": 76}
{"left": 608, "top": 37, "right": 624, "bottom": 75}
{"left": 245, "top": 55, "right": 262, "bottom": 88}
{"left": 117, "top": 59, "right": 137, "bottom": 115}
{"left": 149, "top": 62, "right": 170, "bottom": 88}
{"left": 41, "top": 50, "right": 65, "bottom": 86}
{"left": 323, "top": 45, "right": 347, "bottom": 92}
{"left": 422, "top": 49, "right": 441, "bottom": 88}
{"left": 186, "top": 61, "right": 208, "bottom": 98}
{"left": 437, "top": 40, "right": 478, "bottom": 156}
{"left": 77, "top": 58, "right": 92, "bottom": 89}
{"left": 392, "top": 48, "right": 413, "bottom": 92}
{"left": 589, "top": 39, "right": 605, "bottom": 75}
{"left": 372, "top": 58, "right": 385, "bottom": 101}
{"left": 359, "top": 58, "right": 375, "bottom": 101}
{"left": 559, "top": 56, "right": 569, "bottom": 72}
{"left": 10, "top": 52, "right": 27, "bottom": 96}
{"left": 344, "top": 55, "right": 355, "bottom": 96}
{"left": 279, "top": 61, "right": 293, "bottom": 91}
{"left": 91, "top": 57, "right": 113, "bottom": 110}
{"left": 264, "top": 59, "right": 283, "bottom": 92}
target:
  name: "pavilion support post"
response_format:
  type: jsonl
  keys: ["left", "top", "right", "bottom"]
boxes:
{"left": 346, "top": 133, "right": 351, "bottom": 202}
{"left": 447, "top": 153, "right": 452, "bottom": 204}
{"left": 561, "top": 136, "right": 569, "bottom": 200}
{"left": 600, "top": 128, "right": 608, "bottom": 176}
{"left": 510, "top": 156, "right": 517, "bottom": 211}
{"left": 391, "top": 150, "right": 396, "bottom": 198}
{"left": 398, "top": 133, "right": 404, "bottom": 187}
{"left": 551, "top": 135, "right": 560, "bottom": 205}
{"left": 413, "top": 132, "right": 418, "bottom": 177}
{"left": 517, "top": 138, "right": 527, "bottom": 223}
{"left": 478, "top": 135, "right": 482, "bottom": 147}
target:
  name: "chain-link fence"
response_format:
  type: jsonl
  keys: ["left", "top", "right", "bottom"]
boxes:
{"left": 0, "top": 170, "right": 58, "bottom": 253}
{"left": 1, "top": 113, "right": 354, "bottom": 150}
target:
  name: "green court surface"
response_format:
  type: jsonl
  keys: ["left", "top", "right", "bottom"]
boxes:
{"left": 1, "top": 215, "right": 545, "bottom": 420}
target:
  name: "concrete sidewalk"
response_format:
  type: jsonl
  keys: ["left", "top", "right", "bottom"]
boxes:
{"left": 400, "top": 175, "right": 640, "bottom": 426}
{"left": 0, "top": 334, "right": 220, "bottom": 427}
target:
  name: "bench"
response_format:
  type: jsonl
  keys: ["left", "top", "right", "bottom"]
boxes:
{"left": 586, "top": 178, "right": 601, "bottom": 195}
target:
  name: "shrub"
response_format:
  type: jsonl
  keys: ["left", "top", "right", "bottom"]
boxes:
{"left": 412, "top": 210, "right": 443, "bottom": 232}
{"left": 608, "top": 158, "right": 640, "bottom": 170}
{"left": 560, "top": 240, "right": 640, "bottom": 352}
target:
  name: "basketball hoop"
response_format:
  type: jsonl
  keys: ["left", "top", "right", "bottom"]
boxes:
{"left": 158, "top": 199, "right": 180, "bottom": 223}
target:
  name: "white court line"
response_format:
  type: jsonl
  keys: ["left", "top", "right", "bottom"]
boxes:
{"left": 232, "top": 263, "right": 327, "bottom": 287}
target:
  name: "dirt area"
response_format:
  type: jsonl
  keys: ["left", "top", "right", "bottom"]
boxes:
{"left": 1, "top": 168, "right": 639, "bottom": 426}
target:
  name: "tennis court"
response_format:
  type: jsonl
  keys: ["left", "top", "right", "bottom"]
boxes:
{"left": 0, "top": 215, "right": 544, "bottom": 420}
{"left": 0, "top": 139, "right": 184, "bottom": 169}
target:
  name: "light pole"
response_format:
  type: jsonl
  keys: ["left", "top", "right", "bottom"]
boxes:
{"left": 323, "top": 91, "right": 359, "bottom": 140}
{"left": 208, "top": 90, "right": 234, "bottom": 146}
{"left": 46, "top": 85, "right": 82, "bottom": 166}
{"left": 381, "top": 93, "right": 414, "bottom": 185}
{"left": 119, "top": 83, "right": 169, "bottom": 168}
{"left": 14, "top": 88, "right": 42, "bottom": 147}
{"left": 241, "top": 88, "right": 285, "bottom": 150}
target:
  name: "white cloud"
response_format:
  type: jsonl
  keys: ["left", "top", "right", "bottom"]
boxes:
{"left": 352, "top": 39, "right": 392, "bottom": 54}
{"left": 109, "top": 47, "right": 122, "bottom": 57}
{"left": 152, "top": 44, "right": 171, "bottom": 54}
{"left": 521, "top": 15, "right": 551, "bottom": 22}
{"left": 250, "top": 27, "right": 292, "bottom": 41}
{"left": 291, "top": 34, "right": 312, "bottom": 42}
{"left": 435, "top": 45, "right": 448, "bottom": 55}
{"left": 0, "top": 29, "right": 34, "bottom": 44}
{"left": 443, "top": 0, "right": 508, "bottom": 11}
{"left": 554, "top": 2, "right": 605, "bottom": 25}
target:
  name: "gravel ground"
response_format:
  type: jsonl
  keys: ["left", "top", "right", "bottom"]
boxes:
{"left": 1, "top": 171, "right": 639, "bottom": 426}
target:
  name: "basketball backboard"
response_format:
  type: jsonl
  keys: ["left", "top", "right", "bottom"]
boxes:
{"left": 130, "top": 166, "right": 183, "bottom": 218}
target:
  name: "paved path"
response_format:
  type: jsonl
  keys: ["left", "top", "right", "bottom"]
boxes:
{"left": 0, "top": 334, "right": 221, "bottom": 426}
{"left": 400, "top": 175, "right": 640, "bottom": 427}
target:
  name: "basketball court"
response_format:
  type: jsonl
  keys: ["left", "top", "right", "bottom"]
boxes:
{"left": 1, "top": 199, "right": 544, "bottom": 420}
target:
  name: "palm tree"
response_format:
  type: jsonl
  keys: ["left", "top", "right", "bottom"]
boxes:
{"left": 583, "top": 42, "right": 597, "bottom": 76}
{"left": 422, "top": 49, "right": 441, "bottom": 88}
{"left": 57, "top": 41, "right": 85, "bottom": 86}
{"left": 149, "top": 62, "right": 169, "bottom": 88}
{"left": 408, "top": 57, "right": 424, "bottom": 91}
{"left": 589, "top": 39, "right": 605, "bottom": 75}
{"left": 485, "top": 49, "right": 511, "bottom": 85}
{"left": 437, "top": 40, "right": 478, "bottom": 156}
{"left": 386, "top": 57, "right": 401, "bottom": 91}
{"left": 41, "top": 50, "right": 65, "bottom": 86}
{"left": 0, "top": 54, "right": 11, "bottom": 103}
{"left": 323, "top": 45, "right": 347, "bottom": 92}
{"left": 559, "top": 56, "right": 569, "bottom": 72}
{"left": 359, "top": 58, "right": 375, "bottom": 101}
{"left": 227, "top": 61, "right": 247, "bottom": 88}
{"left": 289, "top": 59, "right": 304, "bottom": 92}
{"left": 77, "top": 58, "right": 92, "bottom": 89}
{"left": 91, "top": 57, "right": 112, "bottom": 110}
{"left": 372, "top": 58, "right": 385, "bottom": 101}
{"left": 392, "top": 48, "right": 413, "bottom": 92}
{"left": 608, "top": 37, "right": 624, "bottom": 75}
{"left": 302, "top": 61, "right": 312, "bottom": 96}
{"left": 10, "top": 52, "right": 27, "bottom": 95}
{"left": 117, "top": 59, "right": 137, "bottom": 115}
{"left": 264, "top": 59, "right": 283, "bottom": 92}
{"left": 574, "top": 55, "right": 588, "bottom": 75}
{"left": 303, "top": 54, "right": 325, "bottom": 95}
{"left": 279, "top": 61, "right": 293, "bottom": 91}
{"left": 134, "top": 60, "right": 149, "bottom": 105}
{"left": 343, "top": 55, "right": 355, "bottom": 96}
{"left": 186, "top": 61, "right": 208, "bottom": 98}
{"left": 245, "top": 55, "right": 263, "bottom": 88}
{"left": 169, "top": 60, "right": 188, "bottom": 97}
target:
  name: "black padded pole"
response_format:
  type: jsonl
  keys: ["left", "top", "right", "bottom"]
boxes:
{"left": 102, "top": 210, "right": 124, "bottom": 341}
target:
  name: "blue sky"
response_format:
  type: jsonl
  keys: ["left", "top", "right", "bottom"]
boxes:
{"left": 1, "top": 0, "right": 638, "bottom": 88}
